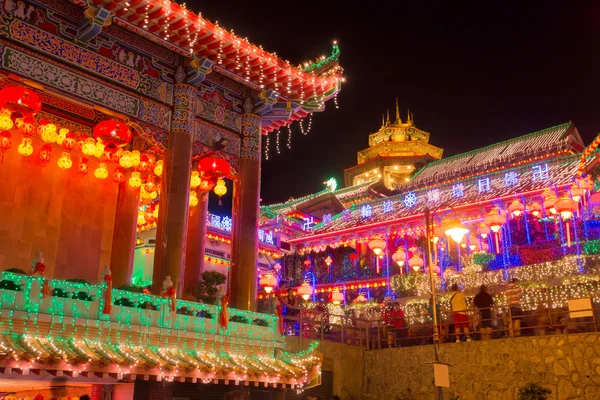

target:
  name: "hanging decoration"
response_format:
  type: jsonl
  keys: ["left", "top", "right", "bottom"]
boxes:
{"left": 219, "top": 295, "right": 229, "bottom": 330}
{"left": 94, "top": 162, "right": 108, "bottom": 180}
{"left": 57, "top": 152, "right": 72, "bottom": 170}
{"left": 38, "top": 143, "right": 52, "bottom": 164}
{"left": 484, "top": 207, "right": 507, "bottom": 254}
{"left": 259, "top": 272, "right": 278, "bottom": 293}
{"left": 0, "top": 131, "right": 11, "bottom": 162}
{"left": 408, "top": 254, "right": 424, "bottom": 272}
{"left": 189, "top": 190, "right": 199, "bottom": 207}
{"left": 392, "top": 249, "right": 407, "bottom": 268}
{"left": 17, "top": 137, "right": 33, "bottom": 156}
{"left": 77, "top": 157, "right": 89, "bottom": 175}
{"left": 324, "top": 255, "right": 333, "bottom": 275}
{"left": 297, "top": 280, "right": 313, "bottom": 300}
{"left": 275, "top": 297, "right": 284, "bottom": 334}
{"left": 330, "top": 287, "right": 344, "bottom": 305}
{"left": 102, "top": 265, "right": 112, "bottom": 314}
{"left": 161, "top": 276, "right": 176, "bottom": 312}
{"left": 214, "top": 178, "right": 227, "bottom": 205}
{"left": 129, "top": 171, "right": 142, "bottom": 188}
{"left": 0, "top": 86, "right": 42, "bottom": 117}
{"left": 555, "top": 195, "right": 578, "bottom": 246}
{"left": 112, "top": 166, "right": 126, "bottom": 183}
{"left": 30, "top": 253, "right": 49, "bottom": 297}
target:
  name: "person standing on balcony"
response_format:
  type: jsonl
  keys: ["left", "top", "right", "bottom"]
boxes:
{"left": 505, "top": 278, "right": 522, "bottom": 336}
{"left": 474, "top": 285, "right": 494, "bottom": 341}
{"left": 450, "top": 284, "right": 472, "bottom": 342}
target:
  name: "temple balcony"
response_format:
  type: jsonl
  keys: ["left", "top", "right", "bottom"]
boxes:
{"left": 0, "top": 272, "right": 320, "bottom": 389}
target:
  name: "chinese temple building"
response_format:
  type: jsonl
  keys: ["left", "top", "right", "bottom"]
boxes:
{"left": 0, "top": 0, "right": 342, "bottom": 398}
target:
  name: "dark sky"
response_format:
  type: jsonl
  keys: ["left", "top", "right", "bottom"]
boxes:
{"left": 195, "top": 1, "right": 600, "bottom": 206}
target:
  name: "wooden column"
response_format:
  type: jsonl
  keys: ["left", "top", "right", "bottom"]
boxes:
{"left": 184, "top": 190, "right": 209, "bottom": 295}
{"left": 109, "top": 170, "right": 139, "bottom": 288}
{"left": 152, "top": 83, "right": 194, "bottom": 296}
{"left": 229, "top": 111, "right": 262, "bottom": 311}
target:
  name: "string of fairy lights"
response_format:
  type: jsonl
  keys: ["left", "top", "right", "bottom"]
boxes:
{"left": 264, "top": 112, "right": 320, "bottom": 158}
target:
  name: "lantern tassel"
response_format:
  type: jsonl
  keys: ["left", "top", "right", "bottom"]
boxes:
{"left": 494, "top": 232, "right": 501, "bottom": 254}
{"left": 566, "top": 221, "right": 571, "bottom": 247}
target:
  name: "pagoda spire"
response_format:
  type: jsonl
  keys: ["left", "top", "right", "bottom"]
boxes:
{"left": 406, "top": 108, "right": 412, "bottom": 125}
{"left": 381, "top": 113, "right": 385, "bottom": 128}
{"left": 395, "top": 98, "right": 401, "bottom": 124}
{"left": 386, "top": 109, "right": 390, "bottom": 125}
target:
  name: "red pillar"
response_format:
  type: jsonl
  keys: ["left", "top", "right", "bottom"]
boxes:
{"left": 152, "top": 84, "right": 194, "bottom": 296}
{"left": 229, "top": 112, "right": 262, "bottom": 311}
{"left": 184, "top": 191, "right": 209, "bottom": 295}
{"left": 109, "top": 169, "right": 140, "bottom": 288}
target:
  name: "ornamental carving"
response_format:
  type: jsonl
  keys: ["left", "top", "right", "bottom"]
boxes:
{"left": 241, "top": 113, "right": 261, "bottom": 160}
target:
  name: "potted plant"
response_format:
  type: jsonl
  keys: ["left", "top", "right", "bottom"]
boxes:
{"left": 517, "top": 383, "right": 551, "bottom": 400}
{"left": 195, "top": 271, "right": 227, "bottom": 304}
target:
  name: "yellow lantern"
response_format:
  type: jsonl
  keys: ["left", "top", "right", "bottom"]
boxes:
{"left": 154, "top": 159, "right": 163, "bottom": 176}
{"left": 153, "top": 204, "right": 159, "bottom": 219}
{"left": 190, "top": 171, "right": 201, "bottom": 188}
{"left": 138, "top": 211, "right": 146, "bottom": 226}
{"left": 119, "top": 150, "right": 133, "bottom": 168}
{"left": 0, "top": 112, "right": 13, "bottom": 131}
{"left": 41, "top": 123, "right": 58, "bottom": 143}
{"left": 57, "top": 127, "right": 69, "bottom": 145}
{"left": 189, "top": 190, "right": 199, "bottom": 207}
{"left": 149, "top": 190, "right": 158, "bottom": 199}
{"left": 82, "top": 138, "right": 97, "bottom": 156}
{"left": 57, "top": 152, "right": 72, "bottom": 169}
{"left": 131, "top": 150, "right": 141, "bottom": 167}
{"left": 214, "top": 178, "right": 227, "bottom": 197}
{"left": 94, "top": 162, "right": 108, "bottom": 179}
{"left": 94, "top": 140, "right": 104, "bottom": 158}
{"left": 129, "top": 171, "right": 142, "bottom": 187}
{"left": 17, "top": 137, "right": 33, "bottom": 156}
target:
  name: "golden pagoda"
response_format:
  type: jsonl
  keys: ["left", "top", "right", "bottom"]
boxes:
{"left": 344, "top": 99, "right": 443, "bottom": 189}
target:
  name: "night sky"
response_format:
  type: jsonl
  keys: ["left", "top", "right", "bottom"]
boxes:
{"left": 196, "top": 1, "right": 600, "bottom": 208}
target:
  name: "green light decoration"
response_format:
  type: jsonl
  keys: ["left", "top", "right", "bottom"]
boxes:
{"left": 131, "top": 276, "right": 152, "bottom": 288}
{"left": 302, "top": 43, "right": 340, "bottom": 73}
{"left": 324, "top": 177, "right": 337, "bottom": 192}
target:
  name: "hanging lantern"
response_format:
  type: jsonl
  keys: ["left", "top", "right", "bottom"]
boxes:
{"left": 570, "top": 184, "right": 584, "bottom": 202}
{"left": 0, "top": 112, "right": 13, "bottom": 131}
{"left": 542, "top": 190, "right": 558, "bottom": 215}
{"left": 297, "top": 281, "right": 313, "bottom": 301}
{"left": 82, "top": 138, "right": 97, "bottom": 156}
{"left": 144, "top": 176, "right": 157, "bottom": 193}
{"left": 94, "top": 141, "right": 104, "bottom": 158}
{"left": 199, "top": 176, "right": 217, "bottom": 193}
{"left": 152, "top": 204, "right": 159, "bottom": 219}
{"left": 77, "top": 157, "right": 89, "bottom": 175}
{"left": 324, "top": 255, "right": 333, "bottom": 274}
{"left": 432, "top": 226, "right": 444, "bottom": 243}
{"left": 119, "top": 150, "right": 133, "bottom": 168}
{"left": 392, "top": 249, "right": 407, "bottom": 267}
{"left": 367, "top": 238, "right": 386, "bottom": 256}
{"left": 94, "top": 162, "right": 108, "bottom": 180}
{"left": 484, "top": 207, "right": 507, "bottom": 254}
{"left": 508, "top": 199, "right": 525, "bottom": 217}
{"left": 353, "top": 293, "right": 368, "bottom": 303}
{"left": 259, "top": 272, "right": 278, "bottom": 293}
{"left": 408, "top": 254, "right": 424, "bottom": 272}
{"left": 444, "top": 219, "right": 469, "bottom": 243}
{"left": 38, "top": 143, "right": 52, "bottom": 164}
{"left": 577, "top": 177, "right": 590, "bottom": 193}
{"left": 214, "top": 178, "right": 227, "bottom": 198}
{"left": 16, "top": 116, "right": 35, "bottom": 137}
{"left": 112, "top": 166, "right": 125, "bottom": 183}
{"left": 129, "top": 171, "right": 142, "bottom": 188}
{"left": 131, "top": 150, "right": 141, "bottom": 167}
{"left": 189, "top": 190, "right": 199, "bottom": 207}
{"left": 330, "top": 287, "right": 345, "bottom": 305}
{"left": 0, "top": 131, "right": 11, "bottom": 160}
{"left": 154, "top": 159, "right": 163, "bottom": 176}
{"left": 57, "top": 152, "right": 72, "bottom": 169}
{"left": 0, "top": 86, "right": 42, "bottom": 117}
{"left": 137, "top": 154, "right": 150, "bottom": 172}
{"left": 137, "top": 211, "right": 146, "bottom": 226}
{"left": 349, "top": 253, "right": 358, "bottom": 263}
{"left": 17, "top": 137, "right": 33, "bottom": 156}
{"left": 198, "top": 156, "right": 230, "bottom": 179}
{"left": 101, "top": 142, "right": 118, "bottom": 162}
{"left": 555, "top": 196, "right": 578, "bottom": 221}
{"left": 40, "top": 123, "right": 57, "bottom": 143}
{"left": 478, "top": 223, "right": 490, "bottom": 239}
{"left": 529, "top": 202, "right": 543, "bottom": 217}
{"left": 56, "top": 128, "right": 68, "bottom": 145}
{"left": 93, "top": 120, "right": 132, "bottom": 147}
{"left": 190, "top": 170, "right": 201, "bottom": 189}
{"left": 425, "top": 264, "right": 441, "bottom": 275}
{"left": 61, "top": 131, "right": 77, "bottom": 151}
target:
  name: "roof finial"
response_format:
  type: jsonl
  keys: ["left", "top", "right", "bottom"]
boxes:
{"left": 386, "top": 109, "right": 390, "bottom": 125}
{"left": 406, "top": 108, "right": 412, "bottom": 125}
{"left": 395, "top": 98, "right": 401, "bottom": 124}
{"left": 381, "top": 113, "right": 385, "bottom": 128}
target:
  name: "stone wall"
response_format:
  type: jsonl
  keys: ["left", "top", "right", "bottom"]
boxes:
{"left": 364, "top": 333, "right": 600, "bottom": 400}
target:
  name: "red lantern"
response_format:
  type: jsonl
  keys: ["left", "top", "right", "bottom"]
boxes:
{"left": 16, "top": 116, "right": 36, "bottom": 137}
{"left": 77, "top": 157, "right": 89, "bottom": 175}
{"left": 93, "top": 120, "right": 132, "bottom": 147}
{"left": 349, "top": 253, "right": 358, "bottom": 262}
{"left": 0, "top": 131, "right": 11, "bottom": 162}
{"left": 61, "top": 131, "right": 77, "bottom": 151}
{"left": 38, "top": 143, "right": 52, "bottom": 164}
{"left": 198, "top": 156, "right": 230, "bottom": 179}
{"left": 138, "top": 154, "right": 150, "bottom": 172}
{"left": 112, "top": 166, "right": 125, "bottom": 183}
{"left": 198, "top": 176, "right": 217, "bottom": 193}
{"left": 0, "top": 86, "right": 42, "bottom": 117}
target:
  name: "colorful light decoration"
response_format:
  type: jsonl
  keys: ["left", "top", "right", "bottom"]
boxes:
{"left": 38, "top": 143, "right": 52, "bottom": 164}
{"left": 555, "top": 195, "right": 578, "bottom": 246}
{"left": 259, "top": 272, "right": 278, "bottom": 293}
{"left": 190, "top": 170, "right": 201, "bottom": 188}
{"left": 154, "top": 159, "right": 163, "bottom": 176}
{"left": 214, "top": 178, "right": 227, "bottom": 198}
{"left": 119, "top": 150, "right": 133, "bottom": 168}
{"left": 57, "top": 152, "right": 72, "bottom": 170}
{"left": 94, "top": 162, "right": 108, "bottom": 180}
{"left": 570, "top": 184, "right": 584, "bottom": 203}
{"left": 189, "top": 190, "right": 199, "bottom": 207}
{"left": 0, "top": 86, "right": 42, "bottom": 117}
{"left": 324, "top": 255, "right": 332, "bottom": 274}
{"left": 17, "top": 137, "right": 33, "bottom": 156}
{"left": 129, "top": 171, "right": 142, "bottom": 188}
{"left": 152, "top": 204, "right": 159, "bottom": 219}
{"left": 297, "top": 281, "right": 313, "bottom": 301}
{"left": 40, "top": 123, "right": 57, "bottom": 143}
{"left": 542, "top": 190, "right": 558, "bottom": 215}
{"left": 137, "top": 211, "right": 146, "bottom": 225}
{"left": 392, "top": 249, "right": 407, "bottom": 268}
{"left": 408, "top": 254, "right": 424, "bottom": 272}
{"left": 508, "top": 199, "right": 525, "bottom": 217}
{"left": 112, "top": 166, "right": 126, "bottom": 183}
{"left": 444, "top": 219, "right": 469, "bottom": 243}
{"left": 529, "top": 201, "right": 543, "bottom": 217}
{"left": 77, "top": 157, "right": 89, "bottom": 175}
{"left": 367, "top": 238, "right": 386, "bottom": 256}
{"left": 0, "top": 112, "right": 13, "bottom": 131}
{"left": 353, "top": 293, "right": 368, "bottom": 303}
{"left": 94, "top": 141, "right": 104, "bottom": 158}
{"left": 82, "top": 138, "right": 97, "bottom": 156}
{"left": 484, "top": 207, "right": 507, "bottom": 254}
